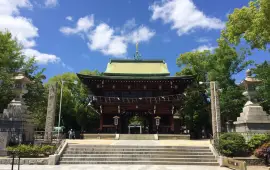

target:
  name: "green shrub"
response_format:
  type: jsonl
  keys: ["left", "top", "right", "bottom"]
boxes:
{"left": 7, "top": 144, "right": 56, "bottom": 157}
{"left": 218, "top": 133, "right": 248, "bottom": 157}
{"left": 248, "top": 134, "right": 270, "bottom": 151}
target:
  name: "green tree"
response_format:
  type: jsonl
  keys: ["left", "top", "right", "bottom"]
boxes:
{"left": 176, "top": 39, "right": 251, "bottom": 136}
{"left": 253, "top": 61, "right": 270, "bottom": 113}
{"left": 0, "top": 31, "right": 24, "bottom": 111}
{"left": 222, "top": 0, "right": 270, "bottom": 50}
{"left": 0, "top": 31, "right": 48, "bottom": 129}
{"left": 46, "top": 70, "right": 100, "bottom": 132}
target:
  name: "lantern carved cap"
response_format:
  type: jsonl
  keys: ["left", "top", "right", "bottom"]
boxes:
{"left": 241, "top": 69, "right": 261, "bottom": 86}
{"left": 13, "top": 73, "right": 31, "bottom": 84}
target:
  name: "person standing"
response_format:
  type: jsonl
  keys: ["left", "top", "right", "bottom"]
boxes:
{"left": 68, "top": 129, "right": 73, "bottom": 139}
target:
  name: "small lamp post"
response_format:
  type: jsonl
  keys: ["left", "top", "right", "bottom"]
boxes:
{"left": 113, "top": 116, "right": 120, "bottom": 134}
{"left": 57, "top": 80, "right": 78, "bottom": 140}
{"left": 155, "top": 116, "right": 161, "bottom": 134}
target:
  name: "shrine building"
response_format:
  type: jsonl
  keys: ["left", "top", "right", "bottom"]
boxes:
{"left": 77, "top": 51, "right": 193, "bottom": 134}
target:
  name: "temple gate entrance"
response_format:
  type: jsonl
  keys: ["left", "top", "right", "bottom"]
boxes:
{"left": 121, "top": 111, "right": 152, "bottom": 134}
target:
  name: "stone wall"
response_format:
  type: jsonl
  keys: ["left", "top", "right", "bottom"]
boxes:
{"left": 234, "top": 157, "right": 265, "bottom": 166}
{"left": 0, "top": 158, "right": 48, "bottom": 165}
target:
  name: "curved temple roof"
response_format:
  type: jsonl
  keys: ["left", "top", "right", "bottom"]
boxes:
{"left": 104, "top": 59, "right": 170, "bottom": 76}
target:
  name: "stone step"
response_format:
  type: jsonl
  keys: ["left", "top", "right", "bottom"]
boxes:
{"left": 119, "top": 134, "right": 155, "bottom": 140}
{"left": 59, "top": 161, "right": 219, "bottom": 166}
{"left": 63, "top": 151, "right": 213, "bottom": 155}
{"left": 67, "top": 145, "right": 210, "bottom": 149}
{"left": 64, "top": 151, "right": 213, "bottom": 155}
{"left": 60, "top": 157, "right": 217, "bottom": 162}
{"left": 66, "top": 148, "right": 211, "bottom": 152}
{"left": 62, "top": 154, "right": 216, "bottom": 159}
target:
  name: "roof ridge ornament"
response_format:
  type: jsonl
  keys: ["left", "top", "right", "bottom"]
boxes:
{"left": 134, "top": 42, "right": 142, "bottom": 60}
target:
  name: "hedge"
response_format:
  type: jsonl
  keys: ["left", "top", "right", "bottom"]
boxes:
{"left": 248, "top": 134, "right": 270, "bottom": 151}
{"left": 7, "top": 144, "right": 56, "bottom": 157}
{"left": 218, "top": 133, "right": 248, "bottom": 157}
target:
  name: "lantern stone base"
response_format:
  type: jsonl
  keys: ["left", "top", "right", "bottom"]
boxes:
{"left": 234, "top": 102, "right": 270, "bottom": 134}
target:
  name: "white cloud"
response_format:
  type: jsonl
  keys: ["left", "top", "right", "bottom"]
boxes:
{"left": 0, "top": 15, "right": 38, "bottom": 48}
{"left": 150, "top": 0, "right": 225, "bottom": 36}
{"left": 61, "top": 62, "right": 74, "bottom": 71}
{"left": 88, "top": 23, "right": 114, "bottom": 50}
{"left": 0, "top": 0, "right": 32, "bottom": 15}
{"left": 0, "top": 0, "right": 61, "bottom": 65}
{"left": 45, "top": 0, "right": 58, "bottom": 7}
{"left": 122, "top": 18, "right": 137, "bottom": 33}
{"left": 128, "top": 26, "right": 155, "bottom": 43}
{"left": 66, "top": 16, "right": 73, "bottom": 21}
{"left": 192, "top": 45, "right": 216, "bottom": 52}
{"left": 23, "top": 49, "right": 60, "bottom": 64}
{"left": 61, "top": 17, "right": 155, "bottom": 57}
{"left": 196, "top": 37, "right": 211, "bottom": 43}
{"left": 88, "top": 23, "right": 127, "bottom": 56}
{"left": 103, "top": 36, "right": 127, "bottom": 56}
{"left": 60, "top": 15, "right": 94, "bottom": 35}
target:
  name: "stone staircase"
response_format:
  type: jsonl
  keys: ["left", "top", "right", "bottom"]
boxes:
{"left": 59, "top": 144, "right": 219, "bottom": 165}
{"left": 119, "top": 134, "right": 155, "bottom": 140}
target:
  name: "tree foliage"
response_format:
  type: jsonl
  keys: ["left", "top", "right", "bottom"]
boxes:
{"left": 0, "top": 31, "right": 24, "bottom": 111}
{"left": 0, "top": 31, "right": 46, "bottom": 120}
{"left": 253, "top": 61, "right": 270, "bottom": 113}
{"left": 46, "top": 71, "right": 101, "bottom": 132}
{"left": 176, "top": 39, "right": 251, "bottom": 136}
{"left": 222, "top": 0, "right": 270, "bottom": 50}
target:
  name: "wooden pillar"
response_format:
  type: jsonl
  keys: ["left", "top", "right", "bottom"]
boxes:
{"left": 173, "top": 113, "right": 181, "bottom": 134}
{"left": 100, "top": 114, "right": 103, "bottom": 132}
{"left": 119, "top": 116, "right": 122, "bottom": 134}
{"left": 170, "top": 115, "right": 174, "bottom": 133}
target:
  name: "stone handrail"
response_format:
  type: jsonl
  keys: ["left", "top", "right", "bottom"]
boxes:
{"left": 220, "top": 157, "right": 247, "bottom": 170}
{"left": 48, "top": 139, "right": 68, "bottom": 165}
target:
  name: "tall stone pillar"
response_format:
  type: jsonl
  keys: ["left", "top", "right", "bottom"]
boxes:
{"left": 44, "top": 83, "right": 58, "bottom": 143}
{"left": 210, "top": 82, "right": 217, "bottom": 138}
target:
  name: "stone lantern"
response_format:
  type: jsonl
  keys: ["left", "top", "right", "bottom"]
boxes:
{"left": 3, "top": 73, "right": 31, "bottom": 120}
{"left": 13, "top": 73, "right": 31, "bottom": 100}
{"left": 241, "top": 69, "right": 261, "bottom": 105}
{"left": 234, "top": 69, "right": 270, "bottom": 137}
{"left": 1, "top": 72, "right": 34, "bottom": 146}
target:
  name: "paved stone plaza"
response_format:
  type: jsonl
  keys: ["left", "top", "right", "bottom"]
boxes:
{"left": 0, "top": 165, "right": 268, "bottom": 170}
{"left": 0, "top": 165, "right": 228, "bottom": 170}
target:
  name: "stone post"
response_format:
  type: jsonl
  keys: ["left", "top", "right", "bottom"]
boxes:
{"left": 44, "top": 83, "right": 58, "bottom": 143}
{"left": 210, "top": 81, "right": 221, "bottom": 139}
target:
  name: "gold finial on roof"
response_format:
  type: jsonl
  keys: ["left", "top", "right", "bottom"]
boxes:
{"left": 134, "top": 42, "right": 141, "bottom": 60}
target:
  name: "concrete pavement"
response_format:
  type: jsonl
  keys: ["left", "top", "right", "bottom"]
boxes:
{"left": 0, "top": 165, "right": 230, "bottom": 170}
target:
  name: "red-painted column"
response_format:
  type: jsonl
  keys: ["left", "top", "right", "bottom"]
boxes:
{"left": 170, "top": 115, "right": 174, "bottom": 132}
{"left": 100, "top": 114, "right": 103, "bottom": 132}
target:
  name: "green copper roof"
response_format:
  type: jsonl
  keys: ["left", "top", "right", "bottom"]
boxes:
{"left": 77, "top": 74, "right": 194, "bottom": 80}
{"left": 104, "top": 59, "right": 170, "bottom": 76}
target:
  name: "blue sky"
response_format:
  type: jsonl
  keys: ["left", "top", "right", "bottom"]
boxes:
{"left": 0, "top": 0, "right": 268, "bottom": 82}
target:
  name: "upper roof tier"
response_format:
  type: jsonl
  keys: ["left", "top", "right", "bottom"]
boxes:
{"left": 104, "top": 59, "right": 170, "bottom": 76}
